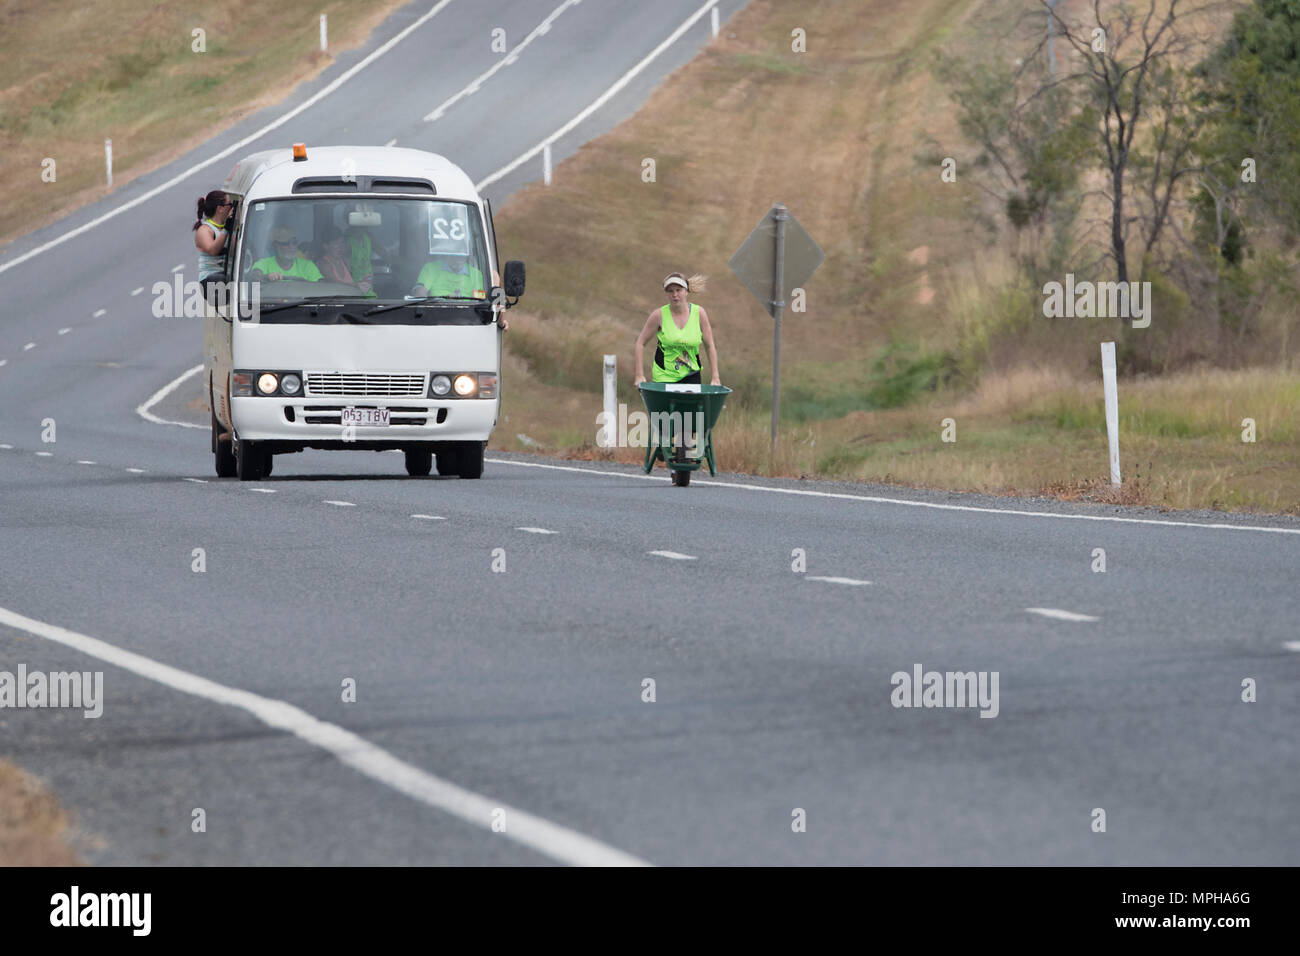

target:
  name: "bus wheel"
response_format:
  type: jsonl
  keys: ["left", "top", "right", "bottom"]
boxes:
{"left": 213, "top": 413, "right": 236, "bottom": 478}
{"left": 235, "top": 439, "right": 267, "bottom": 481}
{"left": 404, "top": 449, "right": 433, "bottom": 476}
{"left": 455, "top": 441, "right": 484, "bottom": 479}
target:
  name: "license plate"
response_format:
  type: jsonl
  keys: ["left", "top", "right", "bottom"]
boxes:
{"left": 341, "top": 407, "right": 390, "bottom": 427}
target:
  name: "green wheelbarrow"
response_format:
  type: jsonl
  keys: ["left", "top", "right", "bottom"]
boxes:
{"left": 637, "top": 382, "right": 732, "bottom": 487}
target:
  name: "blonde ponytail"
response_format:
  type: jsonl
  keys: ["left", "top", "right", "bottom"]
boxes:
{"left": 686, "top": 273, "right": 707, "bottom": 295}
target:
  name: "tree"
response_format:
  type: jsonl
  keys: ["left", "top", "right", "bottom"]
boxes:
{"left": 1193, "top": 0, "right": 1300, "bottom": 254}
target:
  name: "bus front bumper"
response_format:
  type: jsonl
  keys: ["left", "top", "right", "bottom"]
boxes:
{"left": 231, "top": 396, "right": 497, "bottom": 445}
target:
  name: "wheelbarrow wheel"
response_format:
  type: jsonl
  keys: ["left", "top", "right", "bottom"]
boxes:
{"left": 671, "top": 468, "right": 690, "bottom": 487}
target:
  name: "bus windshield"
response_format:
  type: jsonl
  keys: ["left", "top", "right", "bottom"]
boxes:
{"left": 238, "top": 197, "right": 490, "bottom": 306}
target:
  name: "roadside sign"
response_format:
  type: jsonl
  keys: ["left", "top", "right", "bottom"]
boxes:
{"left": 727, "top": 203, "right": 825, "bottom": 449}
{"left": 729, "top": 205, "right": 824, "bottom": 318}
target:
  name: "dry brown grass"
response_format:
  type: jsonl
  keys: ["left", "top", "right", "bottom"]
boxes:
{"left": 0, "top": 760, "right": 83, "bottom": 866}
{"left": 0, "top": 0, "right": 408, "bottom": 246}
{"left": 484, "top": 0, "right": 1297, "bottom": 513}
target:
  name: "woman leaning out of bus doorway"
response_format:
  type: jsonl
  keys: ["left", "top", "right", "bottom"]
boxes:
{"left": 194, "top": 190, "right": 233, "bottom": 290}
{"left": 633, "top": 272, "right": 720, "bottom": 387}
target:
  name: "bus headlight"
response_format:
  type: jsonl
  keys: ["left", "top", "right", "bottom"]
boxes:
{"left": 257, "top": 372, "right": 279, "bottom": 395}
{"left": 453, "top": 374, "right": 477, "bottom": 397}
{"left": 280, "top": 373, "right": 301, "bottom": 395}
{"left": 430, "top": 374, "right": 451, "bottom": 396}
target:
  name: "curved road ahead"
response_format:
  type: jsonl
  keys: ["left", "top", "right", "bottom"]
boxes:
{"left": 1, "top": 0, "right": 1297, "bottom": 866}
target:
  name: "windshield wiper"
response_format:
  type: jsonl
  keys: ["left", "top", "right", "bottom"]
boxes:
{"left": 254, "top": 296, "right": 342, "bottom": 316}
{"left": 362, "top": 298, "right": 432, "bottom": 317}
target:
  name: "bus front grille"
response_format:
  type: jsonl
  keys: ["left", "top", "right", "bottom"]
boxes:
{"left": 305, "top": 372, "right": 428, "bottom": 396}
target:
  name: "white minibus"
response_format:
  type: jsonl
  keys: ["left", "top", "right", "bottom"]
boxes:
{"left": 204, "top": 144, "right": 524, "bottom": 480}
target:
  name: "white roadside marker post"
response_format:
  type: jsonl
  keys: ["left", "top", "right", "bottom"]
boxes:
{"left": 320, "top": 15, "right": 328, "bottom": 52}
{"left": 1101, "top": 341, "right": 1121, "bottom": 488}
{"left": 105, "top": 139, "right": 112, "bottom": 186}
{"left": 711, "top": 8, "right": 719, "bottom": 36}
{"left": 602, "top": 354, "right": 617, "bottom": 448}
{"left": 543, "top": 143, "right": 553, "bottom": 185}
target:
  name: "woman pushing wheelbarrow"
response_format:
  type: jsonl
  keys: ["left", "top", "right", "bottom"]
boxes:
{"left": 633, "top": 272, "right": 731, "bottom": 486}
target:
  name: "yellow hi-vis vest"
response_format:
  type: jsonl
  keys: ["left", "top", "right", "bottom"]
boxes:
{"left": 653, "top": 303, "right": 702, "bottom": 382}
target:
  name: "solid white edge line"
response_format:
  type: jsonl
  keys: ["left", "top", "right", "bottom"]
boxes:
{"left": 137, "top": 364, "right": 206, "bottom": 429}
{"left": 0, "top": 604, "right": 649, "bottom": 867}
{"left": 1025, "top": 607, "right": 1100, "bottom": 623}
{"left": 0, "top": 0, "right": 456, "bottom": 276}
{"left": 476, "top": 0, "right": 720, "bottom": 190}
{"left": 425, "top": 0, "right": 578, "bottom": 121}
{"left": 483, "top": 458, "right": 1300, "bottom": 535}
{"left": 806, "top": 576, "right": 872, "bottom": 586}
{"left": 130, "top": 366, "right": 1299, "bottom": 539}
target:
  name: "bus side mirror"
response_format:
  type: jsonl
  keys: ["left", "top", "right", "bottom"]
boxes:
{"left": 503, "top": 260, "right": 525, "bottom": 298}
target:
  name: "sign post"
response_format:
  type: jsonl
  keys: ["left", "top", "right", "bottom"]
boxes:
{"left": 729, "top": 203, "right": 823, "bottom": 452}
{"left": 1100, "top": 341, "right": 1121, "bottom": 487}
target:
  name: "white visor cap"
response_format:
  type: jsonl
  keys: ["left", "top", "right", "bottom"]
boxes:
{"left": 663, "top": 274, "right": 688, "bottom": 291}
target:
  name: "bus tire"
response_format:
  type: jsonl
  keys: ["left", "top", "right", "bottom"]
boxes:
{"left": 404, "top": 449, "right": 433, "bottom": 476}
{"left": 455, "top": 441, "right": 484, "bottom": 479}
{"left": 213, "top": 413, "right": 237, "bottom": 478}
{"left": 235, "top": 438, "right": 267, "bottom": 481}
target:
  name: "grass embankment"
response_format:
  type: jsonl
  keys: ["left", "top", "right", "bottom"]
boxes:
{"left": 490, "top": 0, "right": 1299, "bottom": 514}
{"left": 0, "top": 761, "right": 82, "bottom": 865}
{"left": 0, "top": 0, "right": 407, "bottom": 245}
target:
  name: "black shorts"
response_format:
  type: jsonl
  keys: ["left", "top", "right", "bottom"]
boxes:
{"left": 673, "top": 371, "right": 702, "bottom": 385}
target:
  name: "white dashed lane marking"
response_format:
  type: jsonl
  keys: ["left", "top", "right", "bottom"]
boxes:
{"left": 1025, "top": 607, "right": 1099, "bottom": 623}
{"left": 131, "top": 287, "right": 144, "bottom": 296}
{"left": 58, "top": 328, "right": 70, "bottom": 336}
{"left": 1283, "top": 641, "right": 1300, "bottom": 653}
{"left": 126, "top": 468, "right": 146, "bottom": 473}
{"left": 518, "top": 527, "right": 556, "bottom": 534}
{"left": 35, "top": 452, "right": 52, "bottom": 457}
{"left": 23, "top": 343, "right": 36, "bottom": 351}
{"left": 170, "top": 264, "right": 184, "bottom": 273}
{"left": 411, "top": 514, "right": 445, "bottom": 520}
{"left": 92, "top": 308, "right": 106, "bottom": 317}
{"left": 649, "top": 550, "right": 697, "bottom": 560}
{"left": 807, "top": 576, "right": 872, "bottom": 586}
{"left": 76, "top": 460, "right": 96, "bottom": 465}
{"left": 248, "top": 488, "right": 276, "bottom": 493}
{"left": 324, "top": 500, "right": 355, "bottom": 507}
{"left": 0, "top": 443, "right": 12, "bottom": 449}
{"left": 182, "top": 477, "right": 208, "bottom": 484}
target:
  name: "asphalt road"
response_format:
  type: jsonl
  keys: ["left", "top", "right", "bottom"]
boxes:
{"left": 2, "top": 0, "right": 1298, "bottom": 866}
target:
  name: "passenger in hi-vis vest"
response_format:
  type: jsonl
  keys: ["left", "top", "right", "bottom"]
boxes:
{"left": 633, "top": 272, "right": 721, "bottom": 387}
